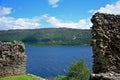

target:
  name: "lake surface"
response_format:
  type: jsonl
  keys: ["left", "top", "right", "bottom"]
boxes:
{"left": 26, "top": 46, "right": 93, "bottom": 78}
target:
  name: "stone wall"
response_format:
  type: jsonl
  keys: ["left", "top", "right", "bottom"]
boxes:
{"left": 0, "top": 41, "right": 26, "bottom": 77}
{"left": 90, "top": 12, "right": 120, "bottom": 80}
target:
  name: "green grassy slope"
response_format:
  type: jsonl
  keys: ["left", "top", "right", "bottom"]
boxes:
{"left": 0, "top": 75, "right": 39, "bottom": 80}
{"left": 0, "top": 28, "right": 91, "bottom": 46}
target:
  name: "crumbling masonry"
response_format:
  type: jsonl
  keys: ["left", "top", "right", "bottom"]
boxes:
{"left": 90, "top": 12, "right": 120, "bottom": 80}
{"left": 0, "top": 41, "right": 26, "bottom": 77}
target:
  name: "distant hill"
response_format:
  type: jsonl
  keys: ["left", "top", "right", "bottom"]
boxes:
{"left": 0, "top": 28, "right": 91, "bottom": 46}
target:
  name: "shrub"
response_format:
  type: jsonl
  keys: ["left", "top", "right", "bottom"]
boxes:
{"left": 54, "top": 75, "right": 67, "bottom": 80}
{"left": 67, "top": 60, "right": 90, "bottom": 80}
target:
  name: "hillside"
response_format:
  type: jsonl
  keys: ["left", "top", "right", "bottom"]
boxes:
{"left": 0, "top": 28, "right": 91, "bottom": 46}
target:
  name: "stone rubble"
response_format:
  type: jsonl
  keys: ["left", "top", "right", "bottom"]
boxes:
{"left": 90, "top": 12, "right": 120, "bottom": 80}
{"left": 0, "top": 41, "right": 26, "bottom": 77}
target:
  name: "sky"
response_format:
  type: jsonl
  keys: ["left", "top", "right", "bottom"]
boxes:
{"left": 0, "top": 0, "right": 120, "bottom": 30}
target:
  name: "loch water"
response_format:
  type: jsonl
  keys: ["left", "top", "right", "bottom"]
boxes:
{"left": 26, "top": 46, "right": 93, "bottom": 78}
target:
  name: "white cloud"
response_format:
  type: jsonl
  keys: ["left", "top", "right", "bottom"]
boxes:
{"left": 89, "top": 0, "right": 120, "bottom": 14}
{"left": 45, "top": 16, "right": 92, "bottom": 29}
{"left": 0, "top": 6, "right": 42, "bottom": 30}
{"left": 48, "top": 0, "right": 60, "bottom": 8}
{"left": 0, "top": 16, "right": 41, "bottom": 30}
{"left": 0, "top": 7, "right": 12, "bottom": 16}
{"left": 13, "top": 18, "right": 40, "bottom": 29}
{"left": 0, "top": 14, "right": 92, "bottom": 30}
{"left": 0, "top": 6, "right": 92, "bottom": 30}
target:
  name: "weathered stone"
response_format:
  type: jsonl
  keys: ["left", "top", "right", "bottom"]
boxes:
{"left": 90, "top": 12, "right": 120, "bottom": 80}
{"left": 0, "top": 41, "right": 26, "bottom": 77}
{"left": 90, "top": 72, "right": 120, "bottom": 80}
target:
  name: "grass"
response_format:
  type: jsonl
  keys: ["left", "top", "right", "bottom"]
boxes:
{"left": 0, "top": 74, "right": 39, "bottom": 80}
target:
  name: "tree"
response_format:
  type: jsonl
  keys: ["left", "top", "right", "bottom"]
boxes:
{"left": 67, "top": 60, "right": 90, "bottom": 80}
